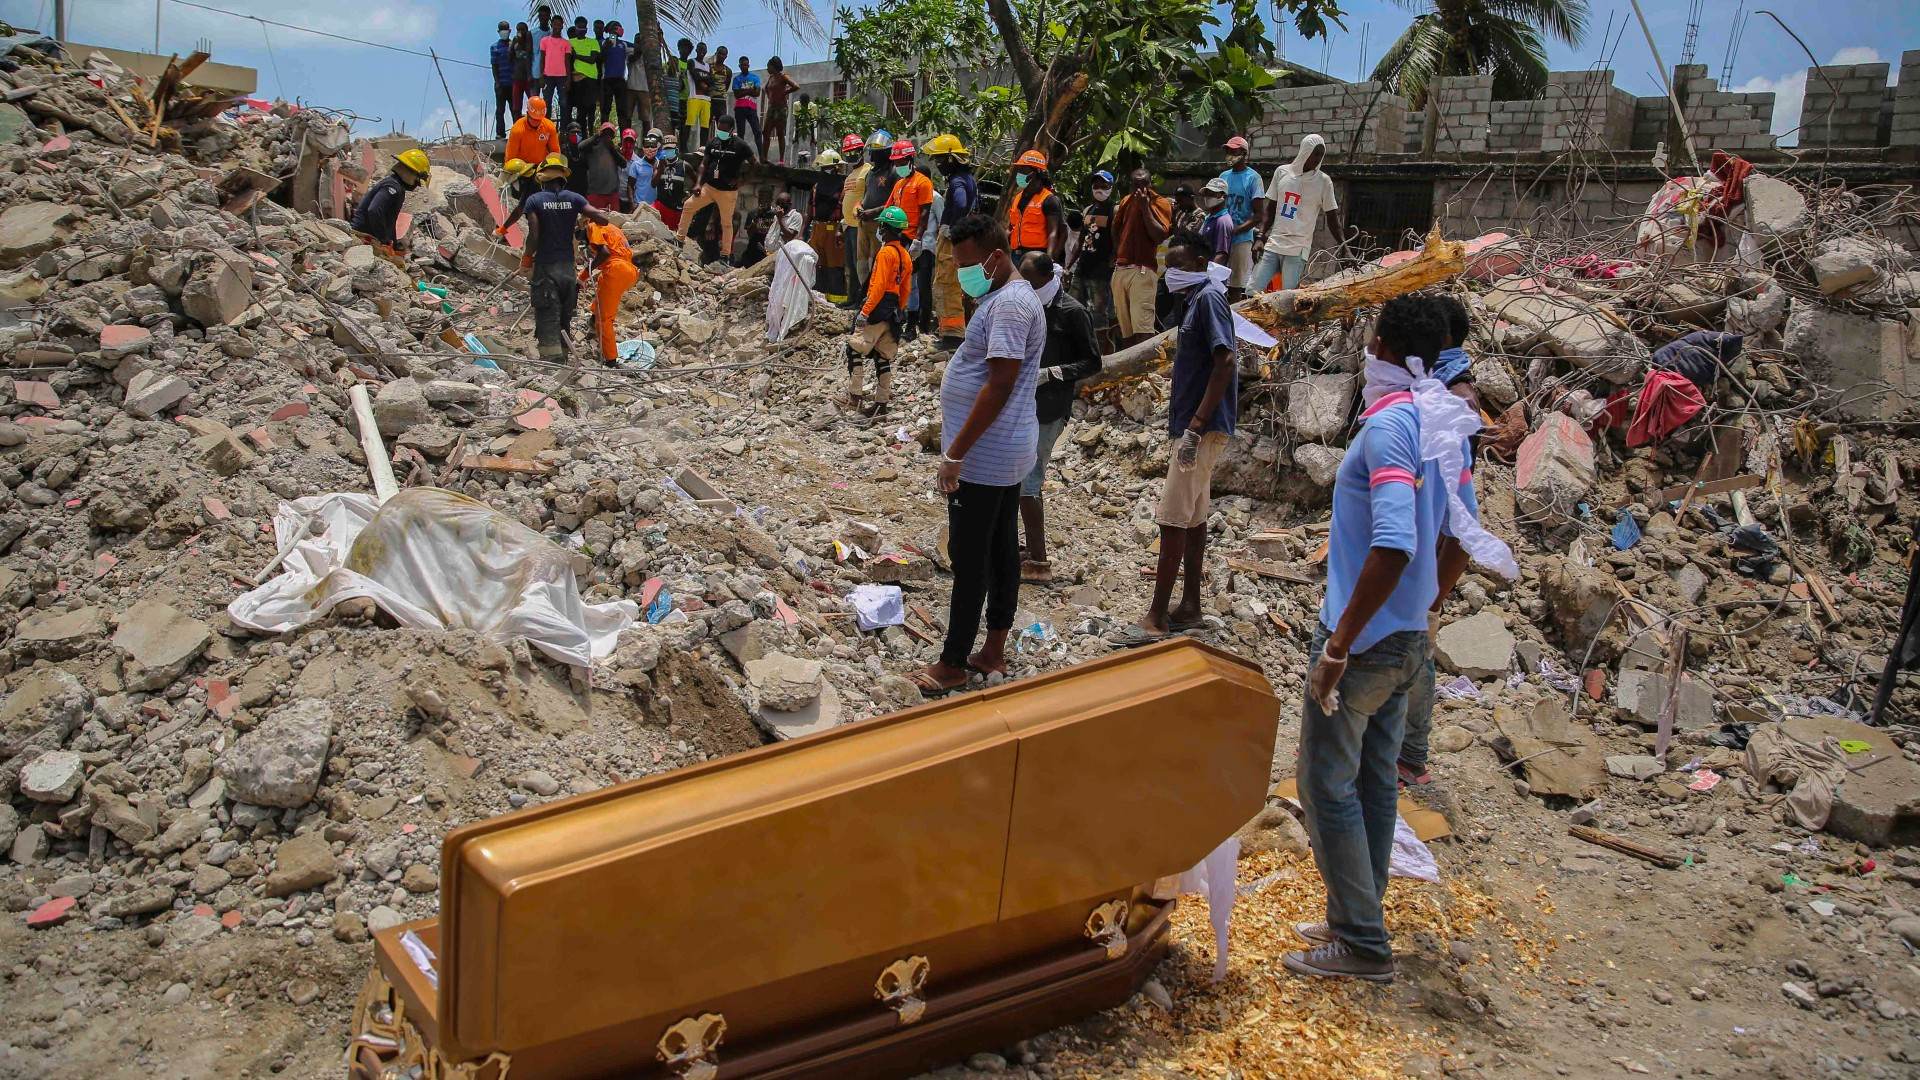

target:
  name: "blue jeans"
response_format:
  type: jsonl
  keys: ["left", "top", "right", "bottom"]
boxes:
{"left": 1251, "top": 249, "right": 1308, "bottom": 291}
{"left": 1020, "top": 416, "right": 1068, "bottom": 497}
{"left": 1298, "top": 626, "right": 1429, "bottom": 961}
{"left": 1400, "top": 654, "right": 1436, "bottom": 771}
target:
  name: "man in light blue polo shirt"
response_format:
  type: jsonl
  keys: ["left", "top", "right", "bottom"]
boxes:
{"left": 1287, "top": 294, "right": 1477, "bottom": 985}
{"left": 910, "top": 212, "right": 1045, "bottom": 699}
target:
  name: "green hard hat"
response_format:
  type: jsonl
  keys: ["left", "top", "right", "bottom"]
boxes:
{"left": 877, "top": 205, "right": 909, "bottom": 230}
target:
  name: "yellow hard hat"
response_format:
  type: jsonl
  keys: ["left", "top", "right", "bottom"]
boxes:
{"left": 394, "top": 148, "right": 431, "bottom": 177}
{"left": 536, "top": 152, "right": 570, "bottom": 179}
{"left": 814, "top": 148, "right": 843, "bottom": 167}
{"left": 503, "top": 157, "right": 533, "bottom": 179}
{"left": 924, "top": 133, "right": 968, "bottom": 158}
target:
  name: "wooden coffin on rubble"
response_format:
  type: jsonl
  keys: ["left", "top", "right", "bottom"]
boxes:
{"left": 347, "top": 638, "right": 1277, "bottom": 1079}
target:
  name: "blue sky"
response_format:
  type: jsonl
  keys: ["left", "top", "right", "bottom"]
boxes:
{"left": 3, "top": 0, "right": 1916, "bottom": 144}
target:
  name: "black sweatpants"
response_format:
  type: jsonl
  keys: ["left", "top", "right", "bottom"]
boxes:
{"left": 941, "top": 479, "right": 1022, "bottom": 669}
{"left": 571, "top": 80, "right": 600, "bottom": 134}
{"left": 530, "top": 259, "right": 579, "bottom": 358}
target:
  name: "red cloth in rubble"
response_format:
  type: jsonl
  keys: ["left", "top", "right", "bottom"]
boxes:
{"left": 1627, "top": 369, "right": 1707, "bottom": 447}
{"left": 1704, "top": 151, "right": 1754, "bottom": 244}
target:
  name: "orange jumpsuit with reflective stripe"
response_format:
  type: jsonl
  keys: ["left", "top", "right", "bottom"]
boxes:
{"left": 588, "top": 222, "right": 639, "bottom": 362}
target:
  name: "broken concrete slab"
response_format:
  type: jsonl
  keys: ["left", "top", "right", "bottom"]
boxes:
{"left": 1782, "top": 715, "right": 1920, "bottom": 847}
{"left": 123, "top": 370, "right": 191, "bottom": 419}
{"left": 18, "top": 750, "right": 85, "bottom": 803}
{"left": 1293, "top": 443, "right": 1343, "bottom": 488}
{"left": 1516, "top": 413, "right": 1596, "bottom": 527}
{"left": 111, "top": 599, "right": 212, "bottom": 692}
{"left": 0, "top": 201, "right": 81, "bottom": 269}
{"left": 1810, "top": 236, "right": 1883, "bottom": 295}
{"left": 180, "top": 249, "right": 256, "bottom": 326}
{"left": 1286, "top": 373, "right": 1356, "bottom": 441}
{"left": 746, "top": 652, "right": 824, "bottom": 712}
{"left": 218, "top": 699, "right": 334, "bottom": 808}
{"left": 1434, "top": 611, "right": 1514, "bottom": 680}
{"left": 1741, "top": 174, "right": 1809, "bottom": 243}
{"left": 1614, "top": 669, "right": 1716, "bottom": 731}
{"left": 91, "top": 790, "right": 160, "bottom": 844}
{"left": 754, "top": 680, "right": 846, "bottom": 741}
{"left": 1493, "top": 697, "right": 1606, "bottom": 798}
{"left": 263, "top": 829, "right": 339, "bottom": 897}
{"left": 371, "top": 377, "right": 433, "bottom": 437}
{"left": 1784, "top": 303, "right": 1919, "bottom": 421}
{"left": 1606, "top": 754, "right": 1664, "bottom": 781}
{"left": 14, "top": 606, "right": 106, "bottom": 660}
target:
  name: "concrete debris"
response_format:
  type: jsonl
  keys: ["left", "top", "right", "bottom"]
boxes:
{"left": 1809, "top": 236, "right": 1884, "bottom": 295}
{"left": 110, "top": 599, "right": 212, "bottom": 692}
{"left": 1433, "top": 611, "right": 1515, "bottom": 680}
{"left": 217, "top": 701, "right": 334, "bottom": 809}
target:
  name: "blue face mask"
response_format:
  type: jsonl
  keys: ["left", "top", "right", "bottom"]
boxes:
{"left": 956, "top": 260, "right": 993, "bottom": 298}
{"left": 659, "top": 149, "right": 676, "bottom": 161}
{"left": 1014, "top": 173, "right": 1030, "bottom": 189}
{"left": 714, "top": 130, "right": 731, "bottom": 142}
{"left": 894, "top": 164, "right": 911, "bottom": 178}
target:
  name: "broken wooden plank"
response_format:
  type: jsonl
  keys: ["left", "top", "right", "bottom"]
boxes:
{"left": 1653, "top": 473, "right": 1763, "bottom": 505}
{"left": 1569, "top": 824, "right": 1684, "bottom": 869}
{"left": 1227, "top": 556, "right": 1318, "bottom": 585}
{"left": 1084, "top": 225, "right": 1468, "bottom": 389}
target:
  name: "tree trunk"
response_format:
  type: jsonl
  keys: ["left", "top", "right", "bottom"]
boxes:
{"left": 634, "top": 0, "right": 668, "bottom": 131}
{"left": 1421, "top": 91, "right": 1439, "bottom": 156}
{"left": 1081, "top": 226, "right": 1468, "bottom": 389}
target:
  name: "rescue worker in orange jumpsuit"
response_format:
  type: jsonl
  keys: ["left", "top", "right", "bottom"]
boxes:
{"left": 583, "top": 220, "right": 639, "bottom": 365}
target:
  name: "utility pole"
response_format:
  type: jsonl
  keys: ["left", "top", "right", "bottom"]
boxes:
{"left": 155, "top": 0, "right": 163, "bottom": 53}
{"left": 429, "top": 48, "right": 467, "bottom": 140}
{"left": 53, "top": 0, "right": 67, "bottom": 42}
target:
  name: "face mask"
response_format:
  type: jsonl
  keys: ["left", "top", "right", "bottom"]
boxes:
{"left": 894, "top": 164, "right": 911, "bottom": 178}
{"left": 660, "top": 150, "right": 676, "bottom": 161}
{"left": 957, "top": 260, "right": 994, "bottom": 298}
{"left": 500, "top": 29, "right": 511, "bottom": 39}
{"left": 1091, "top": 187, "right": 1111, "bottom": 201}
{"left": 1163, "top": 262, "right": 1230, "bottom": 292}
{"left": 714, "top": 131, "right": 730, "bottom": 142}
{"left": 1014, "top": 173, "right": 1030, "bottom": 190}
{"left": 1033, "top": 271, "right": 1062, "bottom": 306}
{"left": 1360, "top": 347, "right": 1427, "bottom": 407}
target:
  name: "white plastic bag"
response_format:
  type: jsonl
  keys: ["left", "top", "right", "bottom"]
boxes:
{"left": 228, "top": 488, "right": 637, "bottom": 668}
{"left": 846, "top": 584, "right": 904, "bottom": 631}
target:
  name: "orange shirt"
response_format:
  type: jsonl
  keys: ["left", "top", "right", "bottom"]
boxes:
{"left": 884, "top": 171, "right": 935, "bottom": 241}
{"left": 589, "top": 222, "right": 633, "bottom": 263}
{"left": 863, "top": 239, "right": 912, "bottom": 319}
{"left": 505, "top": 115, "right": 558, "bottom": 172}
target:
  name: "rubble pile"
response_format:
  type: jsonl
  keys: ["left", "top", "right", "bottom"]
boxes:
{"left": 1, "top": 41, "right": 1918, "bottom": 1080}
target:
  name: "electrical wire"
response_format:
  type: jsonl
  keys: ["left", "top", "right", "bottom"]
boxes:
{"left": 162, "top": 0, "right": 490, "bottom": 70}
{"left": 259, "top": 22, "right": 285, "bottom": 101}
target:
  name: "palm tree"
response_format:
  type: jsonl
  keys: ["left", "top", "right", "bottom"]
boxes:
{"left": 1370, "top": 0, "right": 1589, "bottom": 155}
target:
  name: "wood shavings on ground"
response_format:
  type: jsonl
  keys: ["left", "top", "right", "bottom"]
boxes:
{"left": 1047, "top": 851, "right": 1554, "bottom": 1078}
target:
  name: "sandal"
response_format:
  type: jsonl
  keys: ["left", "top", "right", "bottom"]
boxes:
{"left": 1397, "top": 761, "right": 1432, "bottom": 787}
{"left": 965, "top": 652, "right": 1008, "bottom": 677}
{"left": 1020, "top": 559, "right": 1053, "bottom": 584}
{"left": 907, "top": 667, "right": 969, "bottom": 699}
{"left": 1106, "top": 624, "right": 1170, "bottom": 649}
{"left": 1168, "top": 614, "right": 1207, "bottom": 632}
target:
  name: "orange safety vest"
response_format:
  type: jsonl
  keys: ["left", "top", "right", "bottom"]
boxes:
{"left": 1006, "top": 186, "right": 1054, "bottom": 251}
{"left": 864, "top": 239, "right": 912, "bottom": 318}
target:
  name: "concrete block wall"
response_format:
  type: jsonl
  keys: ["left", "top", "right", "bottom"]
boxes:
{"left": 1897, "top": 51, "right": 1920, "bottom": 147}
{"left": 1632, "top": 98, "right": 1668, "bottom": 151}
{"left": 1541, "top": 70, "right": 1635, "bottom": 153}
{"left": 1426, "top": 74, "right": 1494, "bottom": 154}
{"left": 1489, "top": 98, "right": 1546, "bottom": 152}
{"left": 1434, "top": 173, "right": 1662, "bottom": 237}
{"left": 1249, "top": 81, "right": 1408, "bottom": 158}
{"left": 1799, "top": 61, "right": 1891, "bottom": 146}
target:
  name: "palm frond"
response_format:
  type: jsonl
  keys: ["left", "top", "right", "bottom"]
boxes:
{"left": 1478, "top": 0, "right": 1588, "bottom": 47}
{"left": 1370, "top": 15, "right": 1449, "bottom": 102}
{"left": 655, "top": 0, "right": 725, "bottom": 36}
{"left": 1477, "top": 13, "right": 1550, "bottom": 98}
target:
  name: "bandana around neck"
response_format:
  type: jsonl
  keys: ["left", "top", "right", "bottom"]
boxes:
{"left": 1360, "top": 351, "right": 1519, "bottom": 579}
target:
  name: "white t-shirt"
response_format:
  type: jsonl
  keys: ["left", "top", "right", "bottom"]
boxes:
{"left": 1261, "top": 166, "right": 1338, "bottom": 257}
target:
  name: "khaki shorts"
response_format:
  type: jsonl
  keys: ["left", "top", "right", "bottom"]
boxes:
{"left": 847, "top": 319, "right": 897, "bottom": 360}
{"left": 1228, "top": 240, "right": 1254, "bottom": 289}
{"left": 1110, "top": 265, "right": 1158, "bottom": 338}
{"left": 1154, "top": 432, "right": 1229, "bottom": 529}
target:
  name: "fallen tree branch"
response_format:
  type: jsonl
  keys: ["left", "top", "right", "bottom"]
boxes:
{"left": 1082, "top": 225, "right": 1468, "bottom": 390}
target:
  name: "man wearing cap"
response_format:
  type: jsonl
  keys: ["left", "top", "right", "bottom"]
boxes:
{"left": 1004, "top": 149, "right": 1063, "bottom": 263}
{"left": 1197, "top": 178, "right": 1235, "bottom": 266}
{"left": 1252, "top": 133, "right": 1343, "bottom": 292}
{"left": 625, "top": 131, "right": 660, "bottom": 213}
{"left": 1110, "top": 167, "right": 1172, "bottom": 349}
{"left": 883, "top": 140, "right": 934, "bottom": 252}
{"left": 651, "top": 135, "right": 689, "bottom": 229}
{"left": 1219, "top": 135, "right": 1266, "bottom": 300}
{"left": 579, "top": 121, "right": 624, "bottom": 210}
{"left": 349, "top": 148, "right": 429, "bottom": 256}
{"left": 838, "top": 133, "right": 871, "bottom": 306}
{"left": 673, "top": 112, "right": 755, "bottom": 259}
{"left": 497, "top": 154, "right": 612, "bottom": 362}
{"left": 1065, "top": 170, "right": 1115, "bottom": 343}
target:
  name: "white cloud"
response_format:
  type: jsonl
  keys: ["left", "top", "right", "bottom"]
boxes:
{"left": 1732, "top": 47, "right": 1883, "bottom": 147}
{"left": 420, "top": 98, "right": 490, "bottom": 141}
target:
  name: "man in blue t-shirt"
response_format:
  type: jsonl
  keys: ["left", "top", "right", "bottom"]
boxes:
{"left": 1287, "top": 295, "right": 1477, "bottom": 986}
{"left": 1111, "top": 232, "right": 1235, "bottom": 647}
{"left": 498, "top": 157, "right": 611, "bottom": 360}
{"left": 1219, "top": 135, "right": 1266, "bottom": 300}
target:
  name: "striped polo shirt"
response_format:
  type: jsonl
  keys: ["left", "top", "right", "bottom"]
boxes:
{"left": 939, "top": 277, "right": 1044, "bottom": 487}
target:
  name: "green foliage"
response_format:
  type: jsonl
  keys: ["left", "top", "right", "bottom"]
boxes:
{"left": 791, "top": 97, "right": 884, "bottom": 153}
{"left": 1371, "top": 0, "right": 1587, "bottom": 104}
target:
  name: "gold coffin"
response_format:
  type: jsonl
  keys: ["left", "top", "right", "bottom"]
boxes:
{"left": 351, "top": 638, "right": 1278, "bottom": 1079}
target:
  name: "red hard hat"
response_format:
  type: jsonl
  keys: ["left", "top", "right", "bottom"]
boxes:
{"left": 890, "top": 138, "right": 916, "bottom": 160}
{"left": 840, "top": 133, "right": 865, "bottom": 153}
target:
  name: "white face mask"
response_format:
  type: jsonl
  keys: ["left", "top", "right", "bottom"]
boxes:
{"left": 1091, "top": 187, "right": 1111, "bottom": 201}
{"left": 1163, "top": 262, "right": 1230, "bottom": 291}
{"left": 1360, "top": 348, "right": 1426, "bottom": 406}
{"left": 1032, "top": 268, "right": 1063, "bottom": 305}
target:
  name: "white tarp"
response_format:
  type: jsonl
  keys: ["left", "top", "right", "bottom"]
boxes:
{"left": 766, "top": 238, "right": 817, "bottom": 342}
{"left": 228, "top": 487, "right": 637, "bottom": 667}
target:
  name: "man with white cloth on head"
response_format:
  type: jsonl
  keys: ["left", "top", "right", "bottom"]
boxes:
{"left": 1250, "top": 133, "right": 1345, "bottom": 292}
{"left": 1284, "top": 294, "right": 1517, "bottom": 985}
